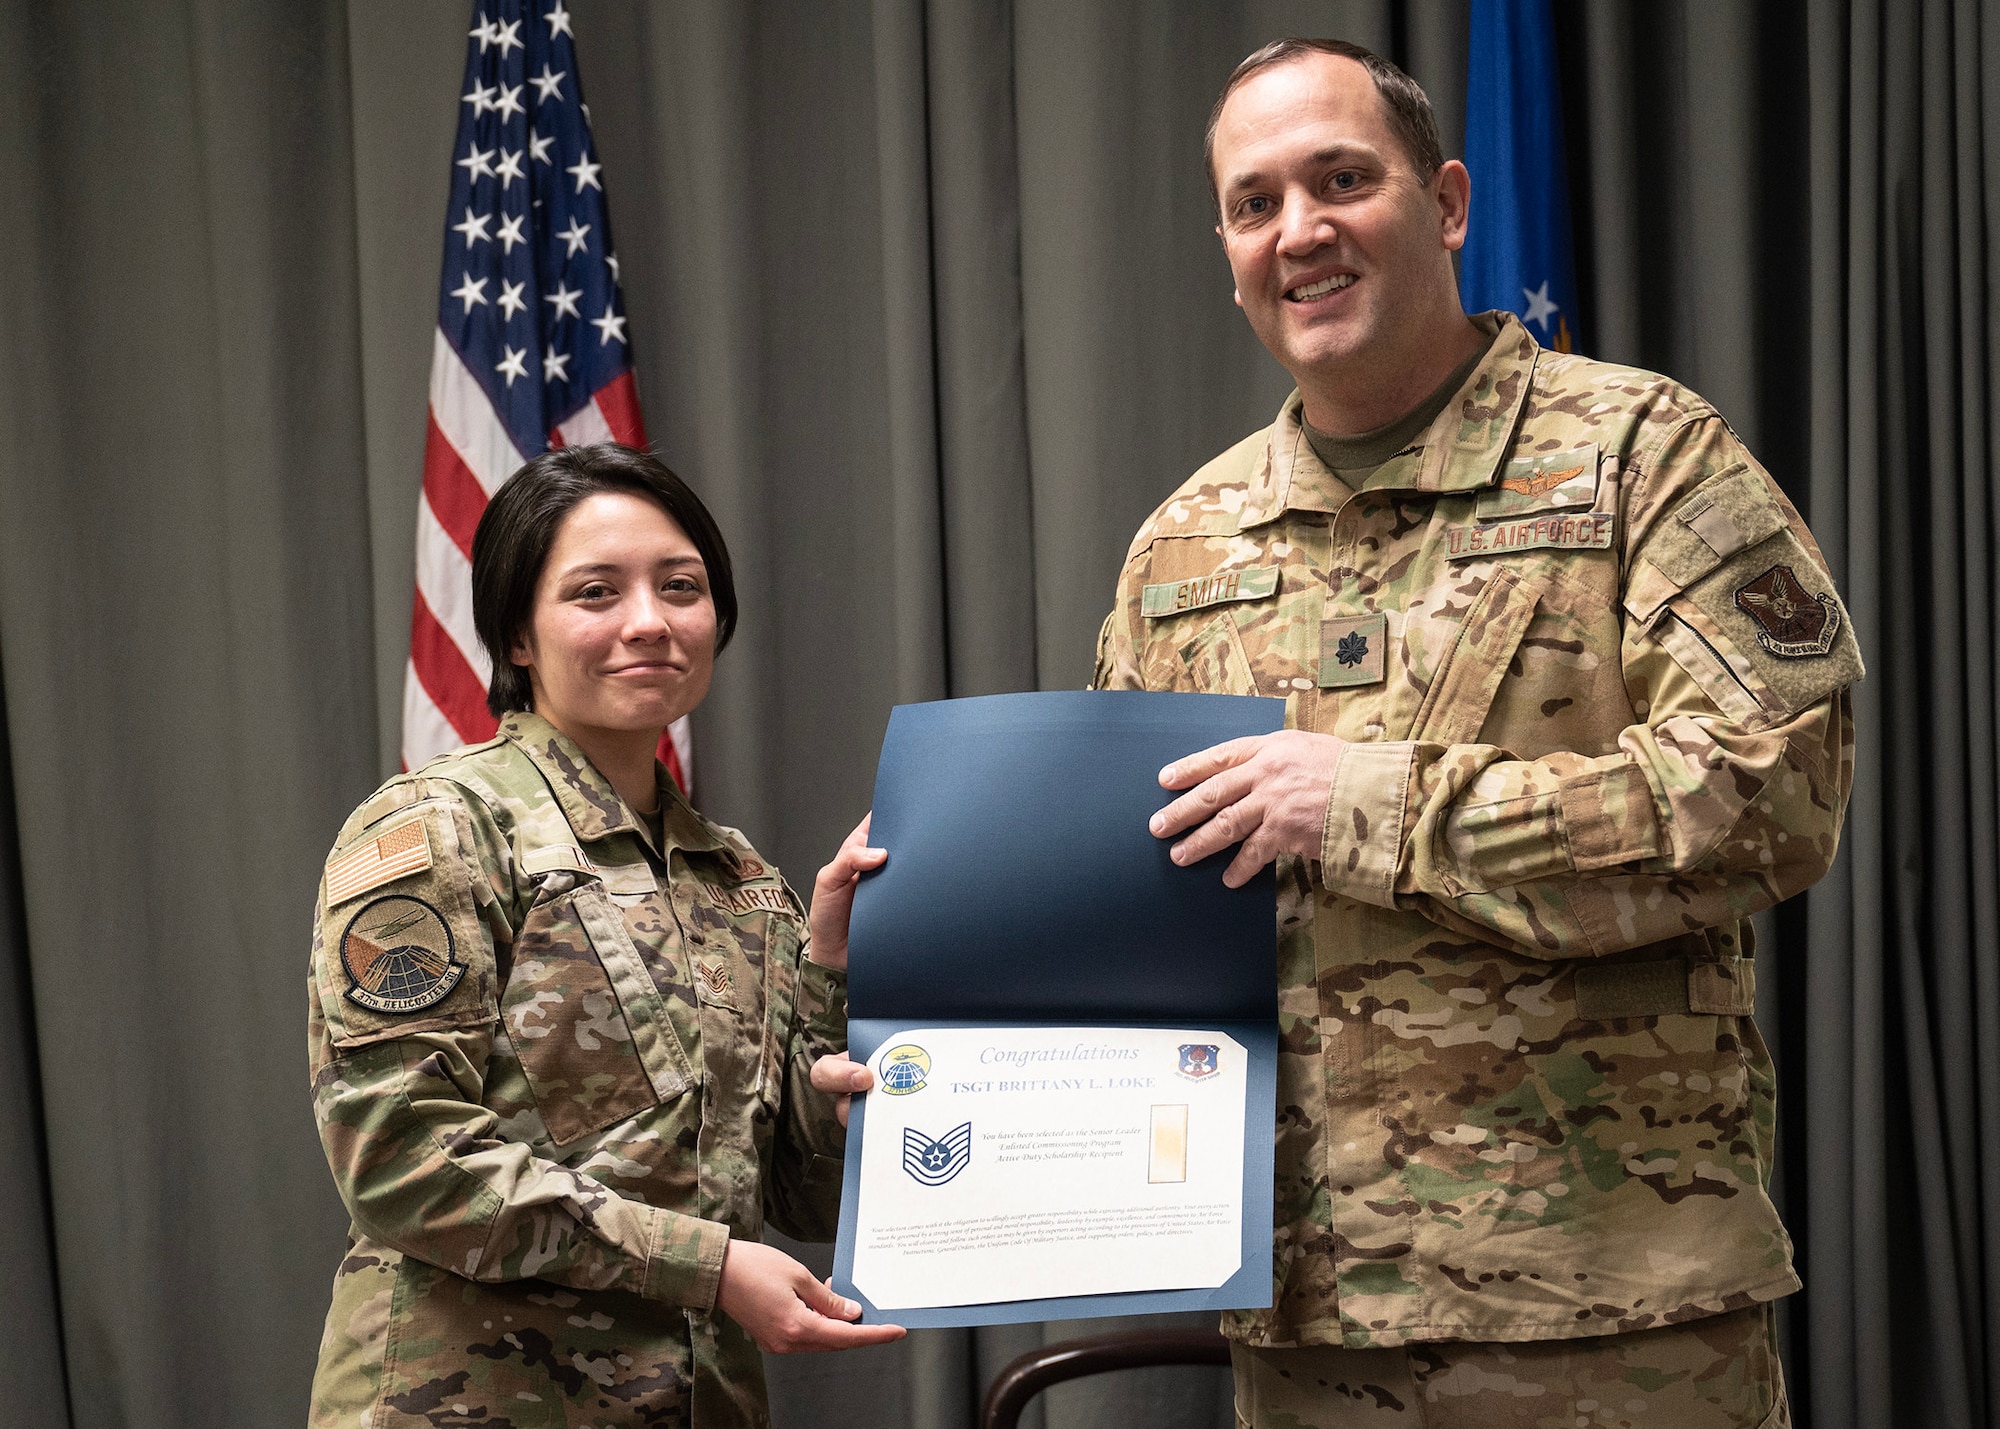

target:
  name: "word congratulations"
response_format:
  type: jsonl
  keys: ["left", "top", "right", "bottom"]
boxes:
{"left": 978, "top": 1043, "right": 1141, "bottom": 1068}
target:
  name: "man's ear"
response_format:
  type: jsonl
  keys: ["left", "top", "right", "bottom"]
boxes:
{"left": 1435, "top": 159, "right": 1472, "bottom": 253}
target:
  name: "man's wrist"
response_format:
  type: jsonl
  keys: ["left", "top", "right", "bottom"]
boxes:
{"left": 1319, "top": 741, "right": 1418, "bottom": 907}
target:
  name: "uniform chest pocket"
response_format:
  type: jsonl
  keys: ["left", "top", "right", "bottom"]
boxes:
{"left": 1407, "top": 566, "right": 1542, "bottom": 744}
{"left": 1175, "top": 613, "right": 1258, "bottom": 695}
{"left": 502, "top": 879, "right": 697, "bottom": 1146}
{"left": 691, "top": 881, "right": 803, "bottom": 1111}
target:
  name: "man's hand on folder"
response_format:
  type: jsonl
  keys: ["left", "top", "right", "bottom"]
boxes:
{"left": 1150, "top": 730, "right": 1349, "bottom": 888}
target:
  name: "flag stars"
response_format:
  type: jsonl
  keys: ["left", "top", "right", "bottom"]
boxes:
{"left": 543, "top": 348, "right": 572, "bottom": 383}
{"left": 591, "top": 304, "right": 628, "bottom": 346}
{"left": 463, "top": 80, "right": 496, "bottom": 115}
{"left": 449, "top": 273, "right": 489, "bottom": 313}
{"left": 544, "top": 281, "right": 583, "bottom": 321}
{"left": 496, "top": 212, "right": 527, "bottom": 253}
{"left": 494, "top": 148, "right": 525, "bottom": 188}
{"left": 1522, "top": 280, "right": 1559, "bottom": 332}
{"left": 528, "top": 129, "right": 555, "bottom": 165}
{"left": 531, "top": 65, "right": 565, "bottom": 104}
{"left": 557, "top": 216, "right": 591, "bottom": 257}
{"left": 494, "top": 83, "right": 526, "bottom": 123}
{"left": 567, "top": 154, "right": 603, "bottom": 194}
{"left": 606, "top": 252, "right": 621, "bottom": 281}
{"left": 492, "top": 18, "right": 522, "bottom": 55}
{"left": 470, "top": 16, "right": 497, "bottom": 51}
{"left": 546, "top": 2, "right": 572, "bottom": 39}
{"left": 495, "top": 345, "right": 530, "bottom": 386}
{"left": 456, "top": 142, "right": 495, "bottom": 182}
{"left": 452, "top": 206, "right": 493, "bottom": 245}
{"left": 497, "top": 279, "right": 528, "bottom": 321}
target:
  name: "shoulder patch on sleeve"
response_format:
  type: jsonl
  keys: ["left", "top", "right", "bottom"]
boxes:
{"left": 325, "top": 815, "right": 434, "bottom": 904}
{"left": 1735, "top": 564, "right": 1842, "bottom": 658}
{"left": 1634, "top": 466, "right": 1864, "bottom": 719}
{"left": 1666, "top": 535, "right": 1862, "bottom": 718}
{"left": 315, "top": 799, "right": 495, "bottom": 1046}
{"left": 339, "top": 894, "right": 465, "bottom": 1014}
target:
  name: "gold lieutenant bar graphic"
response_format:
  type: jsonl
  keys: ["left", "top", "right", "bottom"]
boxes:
{"left": 1148, "top": 1104, "right": 1189, "bottom": 1183}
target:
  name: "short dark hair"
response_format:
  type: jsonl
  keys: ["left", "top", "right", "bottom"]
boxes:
{"left": 471, "top": 443, "right": 739, "bottom": 717}
{"left": 1204, "top": 38, "right": 1445, "bottom": 207}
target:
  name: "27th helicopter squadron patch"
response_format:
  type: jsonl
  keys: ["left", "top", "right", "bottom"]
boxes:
{"left": 340, "top": 893, "right": 465, "bottom": 1014}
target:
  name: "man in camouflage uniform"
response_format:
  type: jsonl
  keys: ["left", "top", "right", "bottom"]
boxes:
{"left": 1097, "top": 39, "right": 1859, "bottom": 1428}
{"left": 309, "top": 710, "right": 860, "bottom": 1426}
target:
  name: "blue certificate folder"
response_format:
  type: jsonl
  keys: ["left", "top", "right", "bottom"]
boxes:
{"left": 830, "top": 690, "right": 1285, "bottom": 1328}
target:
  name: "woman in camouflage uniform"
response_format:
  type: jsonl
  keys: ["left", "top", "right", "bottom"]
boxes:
{"left": 307, "top": 444, "right": 901, "bottom": 1426}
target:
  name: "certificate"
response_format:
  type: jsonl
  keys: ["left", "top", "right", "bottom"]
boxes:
{"left": 830, "top": 691, "right": 1286, "bottom": 1327}
{"left": 848, "top": 1026, "right": 1246, "bottom": 1309}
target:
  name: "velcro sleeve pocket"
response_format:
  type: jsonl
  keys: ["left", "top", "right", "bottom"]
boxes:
{"left": 1632, "top": 470, "right": 1864, "bottom": 721}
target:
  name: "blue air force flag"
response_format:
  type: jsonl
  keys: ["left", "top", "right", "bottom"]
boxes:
{"left": 1458, "top": 0, "right": 1580, "bottom": 353}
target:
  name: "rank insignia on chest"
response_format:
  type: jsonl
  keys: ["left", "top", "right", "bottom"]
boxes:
{"left": 1319, "top": 611, "right": 1388, "bottom": 688}
{"left": 1735, "top": 564, "right": 1840, "bottom": 657}
{"left": 339, "top": 893, "right": 465, "bottom": 1014}
{"left": 695, "top": 958, "right": 733, "bottom": 1002}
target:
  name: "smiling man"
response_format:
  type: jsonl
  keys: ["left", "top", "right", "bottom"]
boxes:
{"left": 1091, "top": 38, "right": 1862, "bottom": 1429}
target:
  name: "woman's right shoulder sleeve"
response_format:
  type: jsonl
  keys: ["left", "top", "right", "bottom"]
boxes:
{"left": 310, "top": 774, "right": 511, "bottom": 1051}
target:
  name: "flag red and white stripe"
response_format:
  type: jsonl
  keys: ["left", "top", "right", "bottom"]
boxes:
{"left": 402, "top": 1, "right": 690, "bottom": 792}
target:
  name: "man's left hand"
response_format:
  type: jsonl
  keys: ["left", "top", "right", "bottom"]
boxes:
{"left": 1150, "top": 731, "right": 1348, "bottom": 887}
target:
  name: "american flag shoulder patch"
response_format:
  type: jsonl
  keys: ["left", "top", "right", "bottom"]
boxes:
{"left": 325, "top": 815, "right": 435, "bottom": 906}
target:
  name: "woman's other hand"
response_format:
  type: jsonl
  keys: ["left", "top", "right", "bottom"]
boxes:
{"left": 715, "top": 1239, "right": 905, "bottom": 1352}
{"left": 807, "top": 813, "right": 885, "bottom": 971}
{"left": 809, "top": 1052, "right": 874, "bottom": 1129}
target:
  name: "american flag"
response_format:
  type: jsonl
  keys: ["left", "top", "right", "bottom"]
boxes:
{"left": 404, "top": 0, "right": 692, "bottom": 790}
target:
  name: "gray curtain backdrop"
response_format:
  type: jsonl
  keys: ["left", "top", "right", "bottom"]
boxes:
{"left": 0, "top": 1, "right": 1989, "bottom": 1426}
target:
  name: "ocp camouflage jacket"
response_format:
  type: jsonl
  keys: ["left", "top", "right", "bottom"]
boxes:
{"left": 1094, "top": 312, "right": 1861, "bottom": 1350}
{"left": 308, "top": 711, "right": 847, "bottom": 1427}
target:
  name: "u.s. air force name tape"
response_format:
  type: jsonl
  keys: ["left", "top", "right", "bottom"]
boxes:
{"left": 1444, "top": 511, "right": 1615, "bottom": 561}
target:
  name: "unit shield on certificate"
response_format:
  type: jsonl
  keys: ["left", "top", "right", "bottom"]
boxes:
{"left": 849, "top": 1026, "right": 1246, "bottom": 1310}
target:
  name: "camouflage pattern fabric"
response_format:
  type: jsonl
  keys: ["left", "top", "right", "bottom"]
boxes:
{"left": 308, "top": 711, "right": 849, "bottom": 1427}
{"left": 1094, "top": 313, "right": 1860, "bottom": 1351}
{"left": 1228, "top": 1302, "right": 1787, "bottom": 1427}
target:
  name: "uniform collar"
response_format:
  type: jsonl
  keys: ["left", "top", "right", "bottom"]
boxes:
{"left": 1238, "top": 310, "right": 1539, "bottom": 528}
{"left": 500, "top": 710, "right": 728, "bottom": 857}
